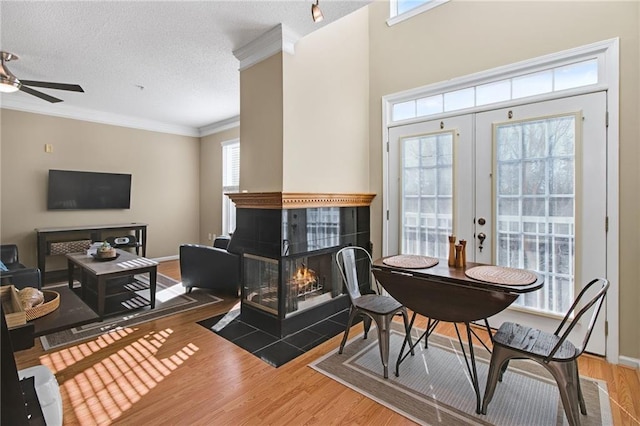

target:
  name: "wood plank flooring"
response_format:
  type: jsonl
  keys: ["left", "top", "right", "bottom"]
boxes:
{"left": 13, "top": 260, "right": 640, "bottom": 425}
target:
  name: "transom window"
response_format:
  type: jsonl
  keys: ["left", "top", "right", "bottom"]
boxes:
{"left": 388, "top": 0, "right": 450, "bottom": 26}
{"left": 391, "top": 59, "right": 598, "bottom": 122}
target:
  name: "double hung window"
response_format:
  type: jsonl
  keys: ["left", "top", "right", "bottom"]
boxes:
{"left": 222, "top": 140, "right": 240, "bottom": 235}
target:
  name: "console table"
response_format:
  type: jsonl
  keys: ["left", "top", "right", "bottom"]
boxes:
{"left": 35, "top": 223, "right": 147, "bottom": 284}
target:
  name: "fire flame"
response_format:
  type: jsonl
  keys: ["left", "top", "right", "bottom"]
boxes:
{"left": 292, "top": 264, "right": 317, "bottom": 288}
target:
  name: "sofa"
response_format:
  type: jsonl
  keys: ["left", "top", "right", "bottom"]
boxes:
{"left": 179, "top": 236, "right": 240, "bottom": 297}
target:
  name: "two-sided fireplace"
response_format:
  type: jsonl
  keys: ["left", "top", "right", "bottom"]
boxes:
{"left": 227, "top": 193, "right": 375, "bottom": 338}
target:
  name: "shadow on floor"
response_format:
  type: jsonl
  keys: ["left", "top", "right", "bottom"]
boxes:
{"left": 198, "top": 309, "right": 353, "bottom": 367}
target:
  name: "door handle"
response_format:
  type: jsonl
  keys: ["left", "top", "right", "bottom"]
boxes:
{"left": 477, "top": 232, "right": 486, "bottom": 252}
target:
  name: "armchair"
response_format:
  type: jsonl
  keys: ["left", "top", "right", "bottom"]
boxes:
{"left": 0, "top": 244, "right": 41, "bottom": 289}
{"left": 1, "top": 244, "right": 25, "bottom": 271}
{"left": 179, "top": 236, "right": 240, "bottom": 297}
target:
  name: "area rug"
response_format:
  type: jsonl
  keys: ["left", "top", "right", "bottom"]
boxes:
{"left": 310, "top": 324, "right": 613, "bottom": 425}
{"left": 40, "top": 274, "right": 223, "bottom": 351}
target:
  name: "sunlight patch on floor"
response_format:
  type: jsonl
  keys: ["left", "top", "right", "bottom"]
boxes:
{"left": 154, "top": 282, "right": 186, "bottom": 303}
{"left": 211, "top": 301, "right": 241, "bottom": 332}
{"left": 40, "top": 327, "right": 199, "bottom": 424}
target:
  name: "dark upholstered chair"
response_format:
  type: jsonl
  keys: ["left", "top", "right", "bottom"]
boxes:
{"left": 336, "top": 246, "right": 413, "bottom": 379}
{"left": 2, "top": 268, "right": 42, "bottom": 290}
{"left": 179, "top": 236, "right": 240, "bottom": 297}
{"left": 0, "top": 244, "right": 41, "bottom": 289}
{"left": 1, "top": 244, "right": 25, "bottom": 271}
{"left": 482, "top": 278, "right": 609, "bottom": 426}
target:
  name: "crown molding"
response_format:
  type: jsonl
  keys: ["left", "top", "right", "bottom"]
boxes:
{"left": 233, "top": 23, "right": 299, "bottom": 71}
{"left": 227, "top": 192, "right": 377, "bottom": 209}
{"left": 0, "top": 95, "right": 200, "bottom": 137}
{"left": 199, "top": 115, "right": 240, "bottom": 136}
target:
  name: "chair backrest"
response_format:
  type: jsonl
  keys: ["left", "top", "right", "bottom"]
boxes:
{"left": 548, "top": 277, "right": 609, "bottom": 361}
{"left": 0, "top": 244, "right": 19, "bottom": 265}
{"left": 336, "top": 246, "right": 377, "bottom": 301}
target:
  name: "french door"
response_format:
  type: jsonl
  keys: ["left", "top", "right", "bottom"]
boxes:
{"left": 387, "top": 92, "right": 608, "bottom": 355}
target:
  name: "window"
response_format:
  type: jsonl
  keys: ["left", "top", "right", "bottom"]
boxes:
{"left": 222, "top": 139, "right": 240, "bottom": 235}
{"left": 390, "top": 58, "right": 599, "bottom": 123}
{"left": 388, "top": 0, "right": 449, "bottom": 26}
{"left": 401, "top": 131, "right": 454, "bottom": 258}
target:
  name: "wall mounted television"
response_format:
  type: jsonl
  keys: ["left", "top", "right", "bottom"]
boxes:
{"left": 47, "top": 169, "right": 132, "bottom": 210}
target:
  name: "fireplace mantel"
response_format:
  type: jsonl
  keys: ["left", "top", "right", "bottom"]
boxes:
{"left": 227, "top": 192, "right": 376, "bottom": 209}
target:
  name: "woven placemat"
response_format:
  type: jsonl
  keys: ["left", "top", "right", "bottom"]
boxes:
{"left": 465, "top": 265, "right": 537, "bottom": 286}
{"left": 383, "top": 255, "right": 439, "bottom": 269}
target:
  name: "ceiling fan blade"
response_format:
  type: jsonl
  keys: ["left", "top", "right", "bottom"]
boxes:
{"left": 20, "top": 80, "right": 84, "bottom": 92}
{"left": 20, "top": 85, "right": 63, "bottom": 103}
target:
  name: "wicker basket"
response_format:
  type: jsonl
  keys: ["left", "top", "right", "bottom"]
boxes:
{"left": 25, "top": 290, "right": 60, "bottom": 321}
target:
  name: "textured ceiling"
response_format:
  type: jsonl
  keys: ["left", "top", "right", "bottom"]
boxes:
{"left": 0, "top": 1, "right": 370, "bottom": 135}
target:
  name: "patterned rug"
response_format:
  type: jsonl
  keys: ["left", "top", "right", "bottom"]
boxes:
{"left": 40, "top": 274, "right": 222, "bottom": 351}
{"left": 310, "top": 324, "right": 613, "bottom": 425}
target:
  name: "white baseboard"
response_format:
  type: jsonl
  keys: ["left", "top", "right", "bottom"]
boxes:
{"left": 152, "top": 255, "right": 179, "bottom": 262}
{"left": 618, "top": 355, "right": 640, "bottom": 370}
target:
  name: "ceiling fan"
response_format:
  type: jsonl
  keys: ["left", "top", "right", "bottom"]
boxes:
{"left": 0, "top": 51, "right": 84, "bottom": 103}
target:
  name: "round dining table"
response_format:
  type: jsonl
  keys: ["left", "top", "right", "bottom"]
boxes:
{"left": 372, "top": 256, "right": 544, "bottom": 414}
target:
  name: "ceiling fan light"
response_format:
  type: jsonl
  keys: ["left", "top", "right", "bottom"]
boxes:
{"left": 311, "top": 1, "right": 323, "bottom": 22}
{"left": 0, "top": 76, "right": 20, "bottom": 93}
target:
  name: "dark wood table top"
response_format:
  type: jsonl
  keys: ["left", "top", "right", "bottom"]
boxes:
{"left": 373, "top": 257, "right": 543, "bottom": 294}
{"left": 29, "top": 286, "right": 100, "bottom": 337}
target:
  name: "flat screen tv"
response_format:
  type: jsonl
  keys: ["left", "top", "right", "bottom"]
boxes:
{"left": 47, "top": 169, "right": 132, "bottom": 210}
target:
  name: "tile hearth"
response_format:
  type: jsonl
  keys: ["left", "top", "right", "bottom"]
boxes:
{"left": 198, "top": 309, "right": 352, "bottom": 367}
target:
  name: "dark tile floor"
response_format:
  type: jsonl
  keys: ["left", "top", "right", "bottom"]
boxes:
{"left": 198, "top": 309, "right": 353, "bottom": 367}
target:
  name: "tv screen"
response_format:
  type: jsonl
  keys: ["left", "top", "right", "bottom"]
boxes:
{"left": 47, "top": 169, "right": 132, "bottom": 210}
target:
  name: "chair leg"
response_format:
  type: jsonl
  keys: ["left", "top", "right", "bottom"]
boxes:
{"left": 362, "top": 315, "right": 372, "bottom": 339}
{"left": 499, "top": 360, "right": 510, "bottom": 382}
{"left": 481, "top": 345, "right": 513, "bottom": 415}
{"left": 371, "top": 313, "right": 394, "bottom": 379}
{"left": 546, "top": 360, "right": 582, "bottom": 426}
{"left": 339, "top": 306, "right": 359, "bottom": 354}
{"left": 575, "top": 362, "right": 587, "bottom": 415}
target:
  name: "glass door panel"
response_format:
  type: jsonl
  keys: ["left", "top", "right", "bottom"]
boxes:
{"left": 494, "top": 114, "right": 577, "bottom": 316}
{"left": 401, "top": 131, "right": 454, "bottom": 258}
{"left": 476, "top": 92, "right": 607, "bottom": 355}
{"left": 387, "top": 116, "right": 473, "bottom": 258}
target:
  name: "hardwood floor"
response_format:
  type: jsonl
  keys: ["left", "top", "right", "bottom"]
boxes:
{"left": 14, "top": 260, "right": 640, "bottom": 425}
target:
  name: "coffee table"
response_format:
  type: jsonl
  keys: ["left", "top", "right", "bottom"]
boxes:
{"left": 66, "top": 249, "right": 158, "bottom": 319}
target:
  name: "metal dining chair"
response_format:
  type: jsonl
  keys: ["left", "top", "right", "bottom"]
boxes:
{"left": 482, "top": 277, "right": 609, "bottom": 426}
{"left": 336, "top": 246, "right": 413, "bottom": 378}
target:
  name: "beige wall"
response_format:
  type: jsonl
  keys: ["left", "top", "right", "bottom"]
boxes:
{"left": 367, "top": 1, "right": 640, "bottom": 358}
{"left": 239, "top": 53, "right": 284, "bottom": 192}
{"left": 0, "top": 109, "right": 200, "bottom": 270}
{"left": 282, "top": 7, "right": 370, "bottom": 192}
{"left": 199, "top": 127, "right": 239, "bottom": 244}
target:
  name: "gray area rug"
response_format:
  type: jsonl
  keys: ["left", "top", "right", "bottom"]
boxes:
{"left": 40, "top": 274, "right": 222, "bottom": 351}
{"left": 310, "top": 324, "right": 613, "bottom": 425}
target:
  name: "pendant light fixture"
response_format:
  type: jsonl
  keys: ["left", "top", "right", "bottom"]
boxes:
{"left": 311, "top": 0, "right": 323, "bottom": 23}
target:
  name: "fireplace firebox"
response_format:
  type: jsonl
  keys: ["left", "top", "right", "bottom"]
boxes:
{"left": 227, "top": 193, "right": 375, "bottom": 338}
{"left": 244, "top": 247, "right": 342, "bottom": 318}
